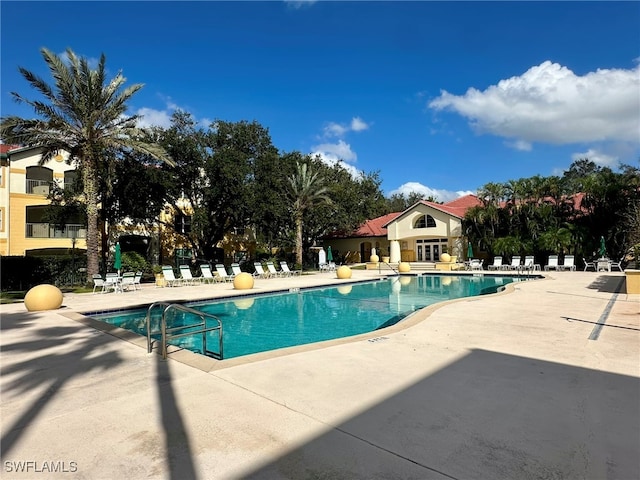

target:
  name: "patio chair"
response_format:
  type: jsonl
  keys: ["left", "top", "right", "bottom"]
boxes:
{"left": 215, "top": 264, "right": 234, "bottom": 282}
{"left": 231, "top": 263, "right": 243, "bottom": 277}
{"left": 92, "top": 274, "right": 109, "bottom": 294}
{"left": 179, "top": 264, "right": 201, "bottom": 285}
{"left": 609, "top": 257, "right": 623, "bottom": 272}
{"left": 280, "top": 261, "right": 300, "bottom": 276}
{"left": 559, "top": 255, "right": 576, "bottom": 271}
{"left": 253, "top": 262, "right": 271, "bottom": 279}
{"left": 488, "top": 256, "right": 503, "bottom": 270}
{"left": 508, "top": 256, "right": 521, "bottom": 270}
{"left": 120, "top": 272, "right": 136, "bottom": 291}
{"left": 266, "top": 261, "right": 285, "bottom": 277}
{"left": 199, "top": 264, "right": 218, "bottom": 283}
{"left": 105, "top": 272, "right": 121, "bottom": 292}
{"left": 469, "top": 259, "right": 483, "bottom": 270}
{"left": 524, "top": 255, "right": 541, "bottom": 271}
{"left": 161, "top": 266, "right": 182, "bottom": 287}
{"left": 133, "top": 271, "right": 143, "bottom": 290}
{"left": 544, "top": 255, "right": 559, "bottom": 271}
{"left": 583, "top": 259, "right": 596, "bottom": 271}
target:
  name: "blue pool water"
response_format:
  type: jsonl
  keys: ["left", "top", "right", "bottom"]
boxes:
{"left": 92, "top": 274, "right": 527, "bottom": 359}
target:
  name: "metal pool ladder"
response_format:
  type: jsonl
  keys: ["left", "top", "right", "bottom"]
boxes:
{"left": 145, "top": 301, "right": 223, "bottom": 360}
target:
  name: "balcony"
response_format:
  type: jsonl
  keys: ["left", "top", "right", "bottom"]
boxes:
{"left": 26, "top": 223, "right": 87, "bottom": 239}
{"left": 26, "top": 179, "right": 51, "bottom": 195}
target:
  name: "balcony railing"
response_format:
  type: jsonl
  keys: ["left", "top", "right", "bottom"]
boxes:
{"left": 26, "top": 223, "right": 87, "bottom": 239}
{"left": 26, "top": 179, "right": 52, "bottom": 195}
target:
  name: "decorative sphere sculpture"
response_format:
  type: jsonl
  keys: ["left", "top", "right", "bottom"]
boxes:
{"left": 370, "top": 254, "right": 379, "bottom": 263}
{"left": 24, "top": 284, "right": 63, "bottom": 312}
{"left": 440, "top": 253, "right": 451, "bottom": 263}
{"left": 336, "top": 266, "right": 352, "bottom": 279}
{"left": 398, "top": 262, "right": 411, "bottom": 273}
{"left": 233, "top": 272, "right": 254, "bottom": 290}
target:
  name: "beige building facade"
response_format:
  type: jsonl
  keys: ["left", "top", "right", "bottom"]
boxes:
{"left": 0, "top": 145, "right": 86, "bottom": 257}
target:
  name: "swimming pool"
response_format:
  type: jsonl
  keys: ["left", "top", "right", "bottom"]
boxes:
{"left": 92, "top": 274, "right": 528, "bottom": 359}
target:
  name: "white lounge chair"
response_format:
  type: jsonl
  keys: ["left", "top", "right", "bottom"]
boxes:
{"left": 92, "top": 274, "right": 110, "bottom": 294}
{"left": 133, "top": 271, "right": 143, "bottom": 290}
{"left": 280, "top": 261, "right": 300, "bottom": 276}
{"left": 560, "top": 255, "right": 576, "bottom": 271}
{"left": 231, "top": 263, "right": 243, "bottom": 277}
{"left": 161, "top": 266, "right": 182, "bottom": 287}
{"left": 200, "top": 264, "right": 218, "bottom": 283}
{"left": 583, "top": 259, "right": 596, "bottom": 271}
{"left": 215, "top": 264, "right": 234, "bottom": 282}
{"left": 508, "top": 256, "right": 521, "bottom": 270}
{"left": 488, "top": 256, "right": 503, "bottom": 270}
{"left": 179, "top": 265, "right": 201, "bottom": 285}
{"left": 544, "top": 255, "right": 559, "bottom": 271}
{"left": 266, "top": 261, "right": 284, "bottom": 277}
{"left": 253, "top": 262, "right": 270, "bottom": 278}
{"left": 524, "top": 255, "right": 541, "bottom": 271}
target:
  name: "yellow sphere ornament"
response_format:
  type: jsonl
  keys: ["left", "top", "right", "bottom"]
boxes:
{"left": 370, "top": 254, "right": 379, "bottom": 263}
{"left": 336, "top": 265, "right": 352, "bottom": 279}
{"left": 398, "top": 262, "right": 411, "bottom": 273}
{"left": 233, "top": 272, "right": 255, "bottom": 290}
{"left": 24, "top": 284, "right": 64, "bottom": 312}
{"left": 440, "top": 253, "right": 451, "bottom": 263}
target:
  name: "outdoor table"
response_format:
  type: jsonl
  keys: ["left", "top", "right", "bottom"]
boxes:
{"left": 597, "top": 259, "right": 611, "bottom": 272}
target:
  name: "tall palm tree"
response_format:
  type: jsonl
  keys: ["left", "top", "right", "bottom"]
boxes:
{"left": 0, "top": 48, "right": 173, "bottom": 279}
{"left": 287, "top": 161, "right": 332, "bottom": 267}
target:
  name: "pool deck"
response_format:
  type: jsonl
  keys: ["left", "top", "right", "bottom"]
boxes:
{"left": 1, "top": 270, "right": 638, "bottom": 479}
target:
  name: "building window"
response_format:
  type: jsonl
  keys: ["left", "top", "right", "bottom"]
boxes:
{"left": 26, "top": 166, "right": 53, "bottom": 194}
{"left": 64, "top": 170, "right": 79, "bottom": 192}
{"left": 0, "top": 208, "right": 4, "bottom": 232}
{"left": 414, "top": 215, "right": 436, "bottom": 228}
{"left": 25, "top": 205, "right": 86, "bottom": 238}
{"left": 174, "top": 213, "right": 192, "bottom": 234}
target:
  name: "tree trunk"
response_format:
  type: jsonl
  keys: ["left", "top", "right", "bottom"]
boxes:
{"left": 295, "top": 214, "right": 303, "bottom": 267}
{"left": 83, "top": 161, "right": 100, "bottom": 280}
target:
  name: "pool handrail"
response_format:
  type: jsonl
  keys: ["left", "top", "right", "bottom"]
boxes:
{"left": 145, "top": 301, "right": 223, "bottom": 360}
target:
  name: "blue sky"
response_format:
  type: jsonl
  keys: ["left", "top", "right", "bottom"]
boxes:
{"left": 2, "top": 1, "right": 639, "bottom": 200}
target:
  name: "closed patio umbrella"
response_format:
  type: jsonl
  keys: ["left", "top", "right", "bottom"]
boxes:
{"left": 599, "top": 236, "right": 607, "bottom": 258}
{"left": 327, "top": 246, "right": 333, "bottom": 263}
{"left": 113, "top": 242, "right": 122, "bottom": 275}
{"left": 467, "top": 242, "right": 474, "bottom": 259}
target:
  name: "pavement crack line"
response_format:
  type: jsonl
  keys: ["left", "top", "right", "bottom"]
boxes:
{"left": 210, "top": 374, "right": 460, "bottom": 479}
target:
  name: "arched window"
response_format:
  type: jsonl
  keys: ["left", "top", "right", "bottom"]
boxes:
{"left": 414, "top": 215, "right": 436, "bottom": 228}
{"left": 26, "top": 166, "right": 53, "bottom": 194}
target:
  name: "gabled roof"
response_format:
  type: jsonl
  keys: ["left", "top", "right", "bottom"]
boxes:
{"left": 354, "top": 212, "right": 402, "bottom": 237}
{"left": 383, "top": 194, "right": 482, "bottom": 226}
{"left": 326, "top": 194, "right": 481, "bottom": 240}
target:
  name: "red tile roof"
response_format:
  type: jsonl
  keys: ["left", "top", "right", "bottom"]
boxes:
{"left": 353, "top": 212, "right": 402, "bottom": 237}
{"left": 0, "top": 144, "right": 20, "bottom": 154}
{"left": 420, "top": 194, "right": 482, "bottom": 218}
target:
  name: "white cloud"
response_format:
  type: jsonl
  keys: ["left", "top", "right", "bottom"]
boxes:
{"left": 323, "top": 117, "right": 370, "bottom": 138}
{"left": 284, "top": 0, "right": 317, "bottom": 9}
{"left": 505, "top": 139, "right": 532, "bottom": 151}
{"left": 135, "top": 107, "right": 173, "bottom": 129}
{"left": 429, "top": 61, "right": 640, "bottom": 147}
{"left": 350, "top": 116, "right": 369, "bottom": 132}
{"left": 571, "top": 148, "right": 618, "bottom": 168}
{"left": 388, "top": 182, "right": 474, "bottom": 203}
{"left": 311, "top": 139, "right": 357, "bottom": 163}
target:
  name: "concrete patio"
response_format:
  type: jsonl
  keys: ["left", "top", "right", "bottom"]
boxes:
{"left": 1, "top": 269, "right": 638, "bottom": 479}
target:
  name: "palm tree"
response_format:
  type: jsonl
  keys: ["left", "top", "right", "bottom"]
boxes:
{"left": 287, "top": 161, "right": 332, "bottom": 267}
{"left": 0, "top": 48, "right": 173, "bottom": 279}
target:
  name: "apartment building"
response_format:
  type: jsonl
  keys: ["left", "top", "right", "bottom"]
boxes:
{"left": 0, "top": 145, "right": 87, "bottom": 256}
